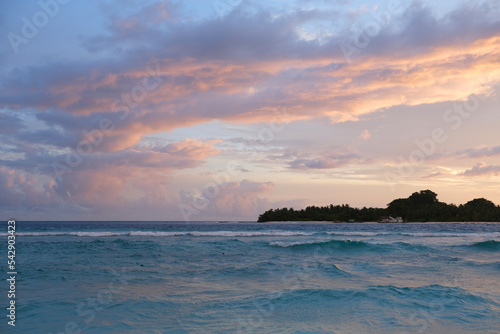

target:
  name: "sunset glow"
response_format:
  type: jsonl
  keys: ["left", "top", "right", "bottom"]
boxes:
{"left": 2, "top": 0, "right": 500, "bottom": 220}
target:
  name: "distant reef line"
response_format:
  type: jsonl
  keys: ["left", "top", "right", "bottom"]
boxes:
{"left": 257, "top": 190, "right": 500, "bottom": 223}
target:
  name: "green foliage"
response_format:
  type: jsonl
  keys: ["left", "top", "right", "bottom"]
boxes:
{"left": 257, "top": 189, "right": 500, "bottom": 222}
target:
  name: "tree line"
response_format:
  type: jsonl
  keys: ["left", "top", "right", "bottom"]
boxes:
{"left": 257, "top": 190, "right": 500, "bottom": 222}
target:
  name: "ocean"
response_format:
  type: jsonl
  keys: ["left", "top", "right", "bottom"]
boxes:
{"left": 1, "top": 221, "right": 500, "bottom": 333}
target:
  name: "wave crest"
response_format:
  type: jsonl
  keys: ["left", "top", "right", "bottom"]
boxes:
{"left": 270, "top": 239, "right": 378, "bottom": 251}
{"left": 6, "top": 230, "right": 316, "bottom": 238}
{"left": 469, "top": 240, "right": 500, "bottom": 251}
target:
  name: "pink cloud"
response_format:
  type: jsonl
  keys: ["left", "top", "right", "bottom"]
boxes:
{"left": 50, "top": 138, "right": 220, "bottom": 205}
{"left": 0, "top": 167, "right": 59, "bottom": 208}
{"left": 358, "top": 129, "right": 371, "bottom": 140}
{"left": 2, "top": 5, "right": 500, "bottom": 155}
{"left": 0, "top": 138, "right": 221, "bottom": 216}
{"left": 179, "top": 179, "right": 275, "bottom": 220}
{"left": 3, "top": 2, "right": 500, "bottom": 219}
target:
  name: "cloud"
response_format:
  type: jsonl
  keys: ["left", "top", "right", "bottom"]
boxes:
{"left": 2, "top": 2, "right": 500, "bottom": 132}
{"left": 355, "top": 1, "right": 500, "bottom": 58}
{"left": 263, "top": 144, "right": 364, "bottom": 170}
{"left": 457, "top": 145, "right": 500, "bottom": 159}
{"left": 80, "top": 1, "right": 179, "bottom": 53}
{"left": 268, "top": 145, "right": 362, "bottom": 170}
{"left": 0, "top": 138, "right": 220, "bottom": 216}
{"left": 358, "top": 129, "right": 371, "bottom": 140}
{"left": 179, "top": 179, "right": 275, "bottom": 220}
{"left": 422, "top": 172, "right": 443, "bottom": 179}
{"left": 47, "top": 138, "right": 221, "bottom": 205}
{"left": 289, "top": 153, "right": 359, "bottom": 170}
{"left": 461, "top": 162, "right": 500, "bottom": 177}
{"left": 3, "top": 1, "right": 500, "bottom": 219}
{"left": 0, "top": 167, "right": 60, "bottom": 209}
{"left": 0, "top": 112, "right": 25, "bottom": 134}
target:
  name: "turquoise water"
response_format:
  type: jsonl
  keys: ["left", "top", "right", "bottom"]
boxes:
{"left": 1, "top": 222, "right": 500, "bottom": 333}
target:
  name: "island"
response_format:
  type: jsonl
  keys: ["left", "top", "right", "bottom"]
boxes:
{"left": 257, "top": 190, "right": 500, "bottom": 223}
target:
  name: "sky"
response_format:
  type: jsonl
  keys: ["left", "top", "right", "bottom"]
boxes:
{"left": 1, "top": 0, "right": 500, "bottom": 221}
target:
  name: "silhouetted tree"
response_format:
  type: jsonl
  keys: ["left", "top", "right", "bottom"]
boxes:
{"left": 458, "top": 198, "right": 497, "bottom": 221}
{"left": 257, "top": 190, "right": 500, "bottom": 222}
